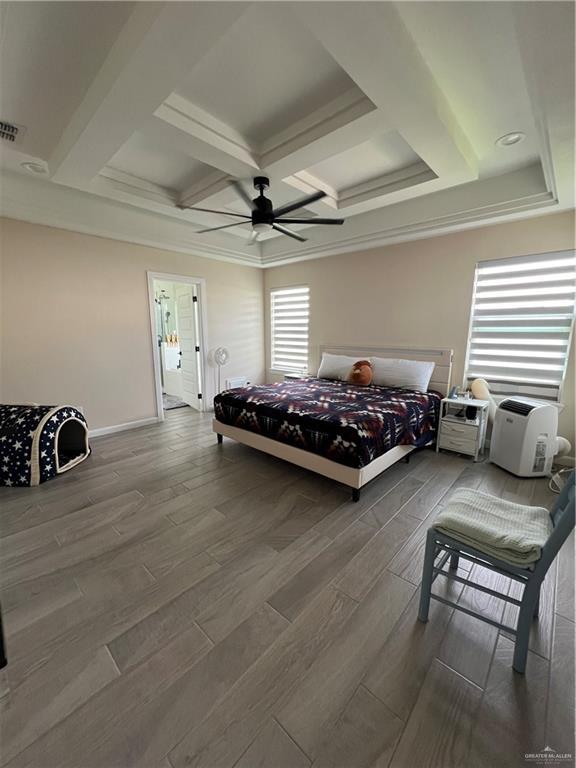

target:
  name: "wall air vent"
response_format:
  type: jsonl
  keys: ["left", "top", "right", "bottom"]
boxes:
{"left": 0, "top": 120, "right": 26, "bottom": 145}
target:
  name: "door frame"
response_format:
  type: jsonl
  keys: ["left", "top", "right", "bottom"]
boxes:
{"left": 147, "top": 271, "right": 209, "bottom": 421}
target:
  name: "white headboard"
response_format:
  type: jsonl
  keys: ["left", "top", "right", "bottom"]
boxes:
{"left": 318, "top": 344, "right": 453, "bottom": 396}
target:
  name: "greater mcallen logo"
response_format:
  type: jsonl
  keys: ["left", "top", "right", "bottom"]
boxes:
{"left": 525, "top": 746, "right": 573, "bottom": 764}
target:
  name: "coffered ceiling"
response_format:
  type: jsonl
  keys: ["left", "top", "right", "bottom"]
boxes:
{"left": 0, "top": 1, "right": 574, "bottom": 267}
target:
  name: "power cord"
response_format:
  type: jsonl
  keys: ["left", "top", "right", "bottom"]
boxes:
{"left": 549, "top": 467, "right": 573, "bottom": 494}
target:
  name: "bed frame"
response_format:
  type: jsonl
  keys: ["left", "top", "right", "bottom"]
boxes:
{"left": 213, "top": 345, "right": 453, "bottom": 501}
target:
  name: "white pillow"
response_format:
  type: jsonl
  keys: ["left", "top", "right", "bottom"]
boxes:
{"left": 317, "top": 353, "right": 358, "bottom": 381}
{"left": 371, "top": 357, "right": 435, "bottom": 392}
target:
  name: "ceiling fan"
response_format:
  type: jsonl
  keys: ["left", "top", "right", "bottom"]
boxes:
{"left": 177, "top": 176, "right": 344, "bottom": 243}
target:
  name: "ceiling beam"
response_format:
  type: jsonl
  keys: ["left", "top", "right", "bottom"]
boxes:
{"left": 261, "top": 89, "right": 381, "bottom": 180}
{"left": 154, "top": 87, "right": 385, "bottom": 210}
{"left": 265, "top": 94, "right": 387, "bottom": 215}
{"left": 152, "top": 87, "right": 388, "bottom": 214}
{"left": 49, "top": 3, "right": 249, "bottom": 187}
{"left": 154, "top": 94, "right": 259, "bottom": 184}
{"left": 295, "top": 2, "right": 477, "bottom": 185}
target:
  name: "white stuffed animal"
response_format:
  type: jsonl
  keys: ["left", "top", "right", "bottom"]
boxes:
{"left": 470, "top": 378, "right": 497, "bottom": 423}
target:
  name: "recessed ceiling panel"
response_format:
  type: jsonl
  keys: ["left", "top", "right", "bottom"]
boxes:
{"left": 108, "top": 131, "right": 214, "bottom": 191}
{"left": 306, "top": 131, "right": 422, "bottom": 191}
{"left": 0, "top": 1, "right": 134, "bottom": 159}
{"left": 175, "top": 4, "right": 360, "bottom": 147}
{"left": 397, "top": 2, "right": 539, "bottom": 176}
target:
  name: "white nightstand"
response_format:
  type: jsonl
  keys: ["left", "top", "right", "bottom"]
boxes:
{"left": 436, "top": 397, "right": 489, "bottom": 461}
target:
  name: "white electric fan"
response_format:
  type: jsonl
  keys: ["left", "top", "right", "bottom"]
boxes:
{"left": 214, "top": 347, "right": 230, "bottom": 393}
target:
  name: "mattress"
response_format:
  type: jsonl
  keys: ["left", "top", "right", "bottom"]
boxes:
{"left": 214, "top": 377, "right": 442, "bottom": 469}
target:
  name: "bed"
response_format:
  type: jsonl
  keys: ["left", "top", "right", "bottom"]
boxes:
{"left": 213, "top": 345, "right": 453, "bottom": 500}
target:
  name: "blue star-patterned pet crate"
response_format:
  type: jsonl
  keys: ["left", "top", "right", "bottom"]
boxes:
{"left": 0, "top": 405, "right": 90, "bottom": 487}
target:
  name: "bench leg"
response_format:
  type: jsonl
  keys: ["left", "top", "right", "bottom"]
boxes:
{"left": 418, "top": 529, "right": 437, "bottom": 622}
{"left": 513, "top": 582, "right": 541, "bottom": 674}
{"left": 217, "top": 433, "right": 223, "bottom": 445}
{"left": 533, "top": 591, "right": 540, "bottom": 619}
{"left": 352, "top": 488, "right": 361, "bottom": 503}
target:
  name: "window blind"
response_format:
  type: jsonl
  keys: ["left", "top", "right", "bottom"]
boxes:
{"left": 271, "top": 286, "right": 310, "bottom": 372}
{"left": 464, "top": 251, "right": 576, "bottom": 402}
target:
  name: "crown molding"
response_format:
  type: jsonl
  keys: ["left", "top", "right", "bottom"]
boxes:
{"left": 338, "top": 161, "right": 437, "bottom": 209}
{"left": 91, "top": 168, "right": 254, "bottom": 245}
{"left": 97, "top": 167, "right": 177, "bottom": 206}
{"left": 280, "top": 161, "right": 438, "bottom": 214}
{"left": 1, "top": 158, "right": 565, "bottom": 272}
{"left": 0, "top": 170, "right": 262, "bottom": 267}
{"left": 260, "top": 88, "right": 376, "bottom": 168}
{"left": 178, "top": 170, "right": 230, "bottom": 208}
{"left": 260, "top": 196, "right": 559, "bottom": 267}
{"left": 260, "top": 178, "right": 558, "bottom": 266}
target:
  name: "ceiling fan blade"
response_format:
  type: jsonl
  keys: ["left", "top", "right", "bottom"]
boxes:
{"left": 230, "top": 179, "right": 254, "bottom": 211}
{"left": 177, "top": 205, "right": 250, "bottom": 219}
{"left": 272, "top": 190, "right": 326, "bottom": 218}
{"left": 272, "top": 223, "right": 307, "bottom": 243}
{"left": 196, "top": 221, "right": 249, "bottom": 233}
{"left": 275, "top": 217, "right": 344, "bottom": 225}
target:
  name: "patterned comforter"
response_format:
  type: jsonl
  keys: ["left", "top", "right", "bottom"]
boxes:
{"left": 214, "top": 378, "right": 441, "bottom": 469}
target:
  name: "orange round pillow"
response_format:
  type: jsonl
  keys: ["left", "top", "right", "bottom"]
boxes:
{"left": 348, "top": 359, "right": 373, "bottom": 386}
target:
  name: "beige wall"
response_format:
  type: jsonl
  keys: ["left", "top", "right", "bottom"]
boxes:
{"left": 2, "top": 212, "right": 574, "bottom": 443}
{"left": 265, "top": 211, "right": 576, "bottom": 446}
{"left": 0, "top": 218, "right": 265, "bottom": 429}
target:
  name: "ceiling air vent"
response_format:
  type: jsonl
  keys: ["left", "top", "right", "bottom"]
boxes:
{"left": 0, "top": 120, "right": 26, "bottom": 145}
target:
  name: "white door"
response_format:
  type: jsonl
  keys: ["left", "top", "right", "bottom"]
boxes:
{"left": 175, "top": 284, "right": 201, "bottom": 409}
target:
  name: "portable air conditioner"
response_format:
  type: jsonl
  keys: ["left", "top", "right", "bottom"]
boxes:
{"left": 490, "top": 398, "right": 558, "bottom": 477}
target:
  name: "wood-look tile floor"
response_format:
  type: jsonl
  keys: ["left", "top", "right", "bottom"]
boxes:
{"left": 1, "top": 408, "right": 574, "bottom": 768}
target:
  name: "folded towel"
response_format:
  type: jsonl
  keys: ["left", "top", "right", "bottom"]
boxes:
{"left": 434, "top": 488, "right": 552, "bottom": 567}
{"left": 164, "top": 345, "right": 180, "bottom": 371}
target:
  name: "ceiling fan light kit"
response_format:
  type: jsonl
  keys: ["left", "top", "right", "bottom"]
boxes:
{"left": 179, "top": 176, "right": 345, "bottom": 243}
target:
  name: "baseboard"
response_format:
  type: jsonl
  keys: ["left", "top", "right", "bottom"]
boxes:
{"left": 89, "top": 416, "right": 160, "bottom": 438}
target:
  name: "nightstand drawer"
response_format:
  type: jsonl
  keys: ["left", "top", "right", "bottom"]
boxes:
{"left": 441, "top": 421, "right": 478, "bottom": 440}
{"left": 438, "top": 433, "right": 477, "bottom": 455}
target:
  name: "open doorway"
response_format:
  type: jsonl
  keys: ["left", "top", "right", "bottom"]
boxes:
{"left": 147, "top": 272, "right": 207, "bottom": 419}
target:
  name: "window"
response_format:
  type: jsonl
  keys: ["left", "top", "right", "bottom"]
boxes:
{"left": 271, "top": 286, "right": 310, "bottom": 372}
{"left": 464, "top": 251, "right": 576, "bottom": 402}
